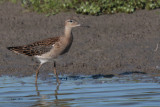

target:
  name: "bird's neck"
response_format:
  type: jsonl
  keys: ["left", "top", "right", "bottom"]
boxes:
{"left": 64, "top": 26, "right": 72, "bottom": 38}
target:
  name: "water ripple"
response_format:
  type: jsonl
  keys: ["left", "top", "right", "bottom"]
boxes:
{"left": 0, "top": 75, "right": 160, "bottom": 107}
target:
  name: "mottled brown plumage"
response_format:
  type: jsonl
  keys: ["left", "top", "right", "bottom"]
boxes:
{"left": 7, "top": 37, "right": 60, "bottom": 56}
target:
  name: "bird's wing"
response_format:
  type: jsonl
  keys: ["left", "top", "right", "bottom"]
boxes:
{"left": 7, "top": 37, "right": 60, "bottom": 56}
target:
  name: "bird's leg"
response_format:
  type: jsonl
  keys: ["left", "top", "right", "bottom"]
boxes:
{"left": 35, "top": 64, "right": 42, "bottom": 83}
{"left": 54, "top": 61, "right": 60, "bottom": 84}
{"left": 35, "top": 82, "right": 40, "bottom": 96}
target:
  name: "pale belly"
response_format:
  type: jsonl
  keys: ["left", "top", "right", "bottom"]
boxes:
{"left": 35, "top": 40, "right": 72, "bottom": 64}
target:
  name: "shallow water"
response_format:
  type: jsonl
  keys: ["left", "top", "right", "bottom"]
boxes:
{"left": 0, "top": 74, "right": 160, "bottom": 107}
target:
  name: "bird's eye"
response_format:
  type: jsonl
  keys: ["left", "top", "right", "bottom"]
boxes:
{"left": 68, "top": 20, "right": 73, "bottom": 23}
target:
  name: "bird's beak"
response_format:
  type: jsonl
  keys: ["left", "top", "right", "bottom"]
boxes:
{"left": 76, "top": 24, "right": 81, "bottom": 27}
{"left": 80, "top": 25, "right": 90, "bottom": 28}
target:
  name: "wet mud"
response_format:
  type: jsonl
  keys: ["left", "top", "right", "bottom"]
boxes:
{"left": 0, "top": 2, "right": 160, "bottom": 78}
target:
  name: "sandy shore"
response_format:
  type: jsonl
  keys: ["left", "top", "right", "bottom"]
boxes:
{"left": 0, "top": 2, "right": 160, "bottom": 78}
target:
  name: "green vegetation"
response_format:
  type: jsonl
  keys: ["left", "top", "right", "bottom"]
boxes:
{"left": 6, "top": 0, "right": 160, "bottom": 15}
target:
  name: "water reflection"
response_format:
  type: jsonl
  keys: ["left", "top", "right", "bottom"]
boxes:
{"left": 33, "top": 82, "right": 61, "bottom": 107}
{"left": 34, "top": 80, "right": 74, "bottom": 107}
{"left": 0, "top": 75, "right": 160, "bottom": 107}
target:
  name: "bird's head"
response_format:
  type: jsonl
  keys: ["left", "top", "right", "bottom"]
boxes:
{"left": 65, "top": 19, "right": 81, "bottom": 28}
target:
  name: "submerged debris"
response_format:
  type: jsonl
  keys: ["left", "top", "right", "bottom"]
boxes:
{"left": 154, "top": 43, "right": 159, "bottom": 52}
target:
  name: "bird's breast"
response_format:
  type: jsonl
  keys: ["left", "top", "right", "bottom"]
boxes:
{"left": 46, "top": 36, "right": 73, "bottom": 58}
{"left": 59, "top": 36, "right": 73, "bottom": 55}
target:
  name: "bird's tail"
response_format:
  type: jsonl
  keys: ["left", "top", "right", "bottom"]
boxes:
{"left": 7, "top": 46, "right": 34, "bottom": 56}
{"left": 7, "top": 46, "right": 22, "bottom": 54}
{"left": 7, "top": 47, "right": 13, "bottom": 50}
{"left": 7, "top": 46, "right": 18, "bottom": 51}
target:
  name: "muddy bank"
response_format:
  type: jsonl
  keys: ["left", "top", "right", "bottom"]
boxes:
{"left": 0, "top": 2, "right": 160, "bottom": 77}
